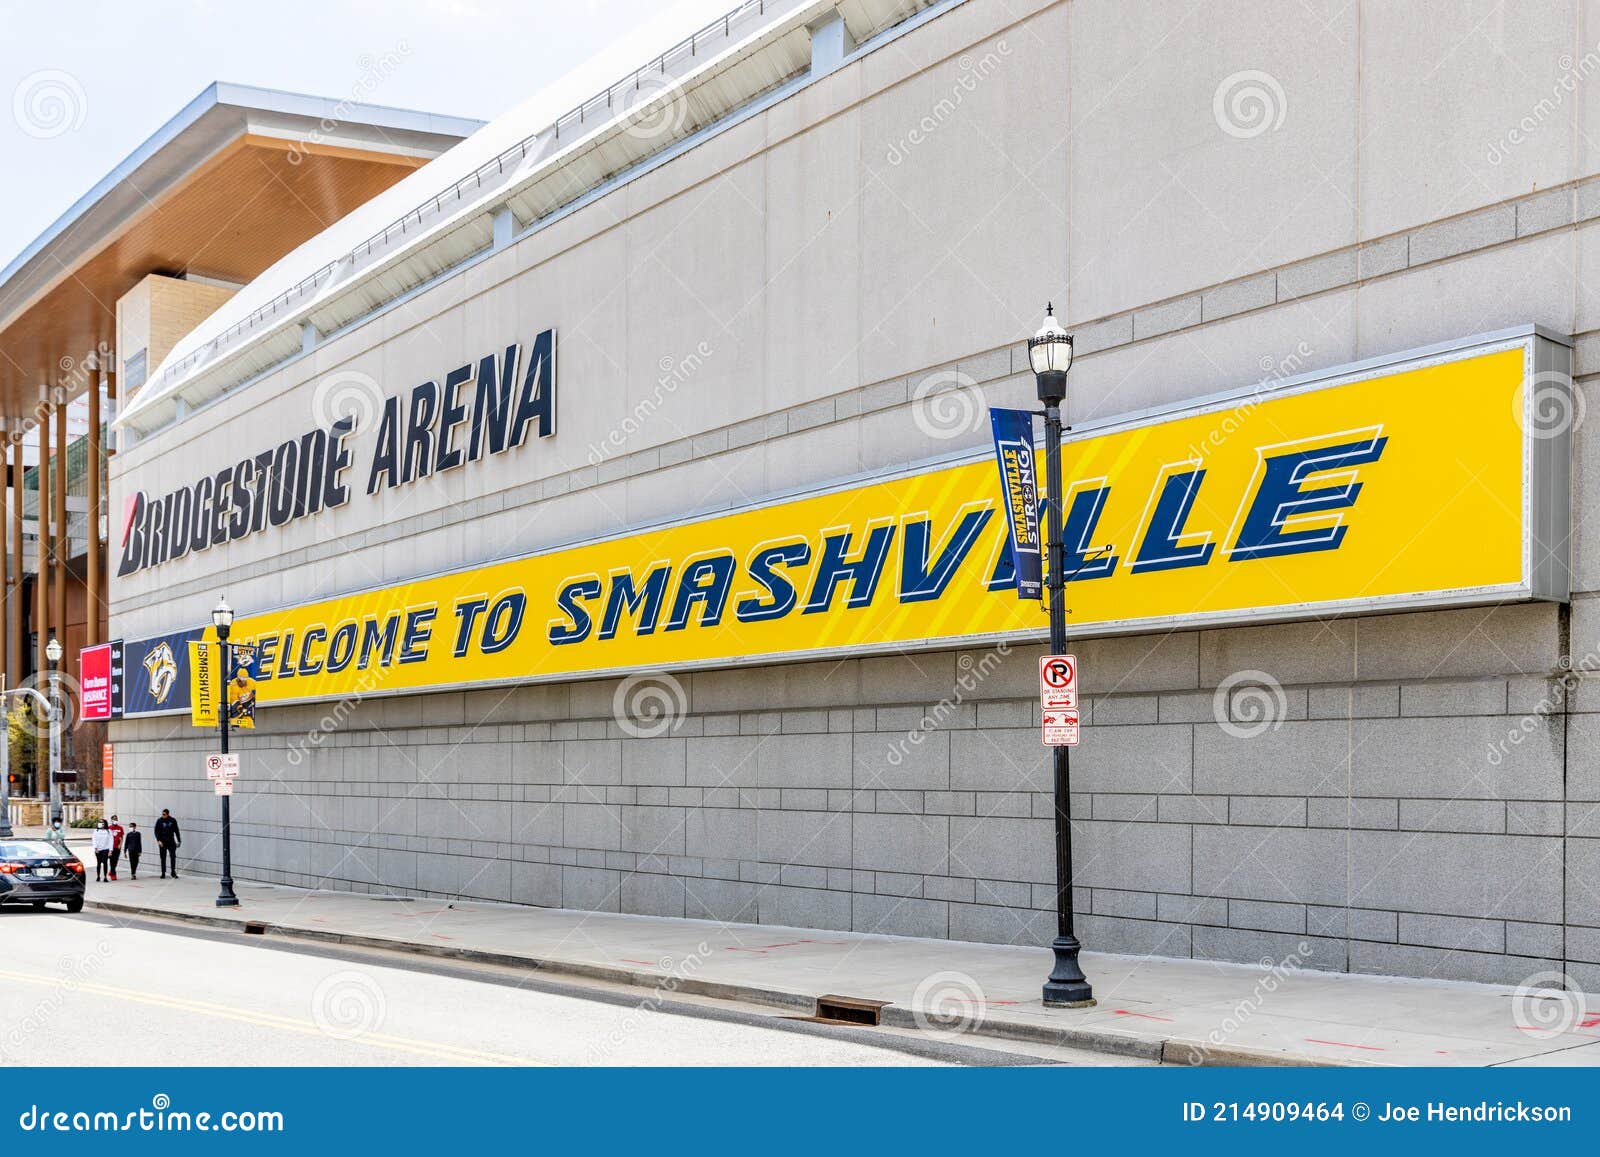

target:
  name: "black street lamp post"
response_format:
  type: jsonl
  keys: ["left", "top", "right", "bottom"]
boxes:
{"left": 213, "top": 597, "right": 238, "bottom": 908}
{"left": 45, "top": 636, "right": 63, "bottom": 831}
{"left": 1028, "top": 304, "right": 1095, "bottom": 1008}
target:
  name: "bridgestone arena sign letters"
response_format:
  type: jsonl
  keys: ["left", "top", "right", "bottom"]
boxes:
{"left": 101, "top": 330, "right": 1569, "bottom": 717}
{"left": 117, "top": 329, "right": 556, "bottom": 577}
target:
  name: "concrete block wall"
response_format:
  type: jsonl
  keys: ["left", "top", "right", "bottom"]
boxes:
{"left": 110, "top": 592, "right": 1599, "bottom": 990}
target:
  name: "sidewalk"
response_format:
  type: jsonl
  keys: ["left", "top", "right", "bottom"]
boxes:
{"left": 80, "top": 874, "right": 1600, "bottom": 1067}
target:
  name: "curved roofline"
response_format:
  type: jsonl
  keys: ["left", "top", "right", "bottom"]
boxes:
{"left": 0, "top": 81, "right": 485, "bottom": 329}
{"left": 119, "top": 0, "right": 949, "bottom": 433}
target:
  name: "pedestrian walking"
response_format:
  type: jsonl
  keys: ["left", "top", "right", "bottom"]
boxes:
{"left": 45, "top": 819, "right": 68, "bottom": 851}
{"left": 124, "top": 823, "right": 143, "bottom": 880}
{"left": 107, "top": 814, "right": 125, "bottom": 881}
{"left": 90, "top": 819, "right": 112, "bottom": 882}
{"left": 154, "top": 809, "right": 181, "bottom": 879}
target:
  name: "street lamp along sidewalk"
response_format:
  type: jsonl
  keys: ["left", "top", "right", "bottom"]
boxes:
{"left": 213, "top": 597, "right": 239, "bottom": 908}
{"left": 0, "top": 648, "right": 66, "bottom": 841}
{"left": 1025, "top": 305, "right": 1095, "bottom": 1008}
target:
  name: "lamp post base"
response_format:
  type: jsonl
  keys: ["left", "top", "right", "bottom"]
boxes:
{"left": 216, "top": 881, "right": 239, "bottom": 908}
{"left": 1042, "top": 934, "right": 1096, "bottom": 1008}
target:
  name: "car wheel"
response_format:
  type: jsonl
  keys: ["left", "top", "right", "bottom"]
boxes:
{"left": 65, "top": 899, "right": 83, "bottom": 914}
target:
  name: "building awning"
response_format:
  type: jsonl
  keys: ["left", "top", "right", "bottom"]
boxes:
{"left": 0, "top": 82, "right": 482, "bottom": 422}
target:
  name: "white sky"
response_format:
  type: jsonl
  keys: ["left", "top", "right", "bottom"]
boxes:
{"left": 0, "top": 0, "right": 681, "bottom": 268}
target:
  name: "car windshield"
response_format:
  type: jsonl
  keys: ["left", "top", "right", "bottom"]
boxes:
{"left": 0, "top": 841, "right": 64, "bottom": 860}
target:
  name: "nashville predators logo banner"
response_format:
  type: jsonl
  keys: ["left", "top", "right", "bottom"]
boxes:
{"left": 119, "top": 331, "right": 1568, "bottom": 714}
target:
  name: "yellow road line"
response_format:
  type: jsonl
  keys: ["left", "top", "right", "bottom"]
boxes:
{"left": 0, "top": 968, "right": 542, "bottom": 1066}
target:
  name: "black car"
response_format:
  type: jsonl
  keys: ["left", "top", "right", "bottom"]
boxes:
{"left": 0, "top": 840, "right": 86, "bottom": 912}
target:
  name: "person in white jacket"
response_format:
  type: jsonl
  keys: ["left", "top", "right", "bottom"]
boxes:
{"left": 90, "top": 820, "right": 113, "bottom": 882}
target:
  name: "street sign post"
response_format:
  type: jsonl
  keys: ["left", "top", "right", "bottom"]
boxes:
{"left": 1039, "top": 654, "right": 1080, "bottom": 747}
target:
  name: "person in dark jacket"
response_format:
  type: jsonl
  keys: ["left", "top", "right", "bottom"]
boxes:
{"left": 153, "top": 810, "right": 181, "bottom": 879}
{"left": 123, "top": 823, "right": 144, "bottom": 880}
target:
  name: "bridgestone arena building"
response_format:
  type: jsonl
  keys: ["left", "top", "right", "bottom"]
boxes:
{"left": 102, "top": 0, "right": 1600, "bottom": 992}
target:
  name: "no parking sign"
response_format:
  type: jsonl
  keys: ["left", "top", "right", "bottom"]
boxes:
{"left": 1039, "top": 655, "right": 1080, "bottom": 747}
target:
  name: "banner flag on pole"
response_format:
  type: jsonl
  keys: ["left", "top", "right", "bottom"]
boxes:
{"left": 988, "top": 408, "right": 1043, "bottom": 600}
{"left": 188, "top": 641, "right": 215, "bottom": 729}
{"left": 227, "top": 643, "right": 259, "bottom": 730}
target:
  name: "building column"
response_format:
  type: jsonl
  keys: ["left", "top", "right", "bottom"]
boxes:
{"left": 34, "top": 407, "right": 48, "bottom": 796}
{"left": 52, "top": 397, "right": 66, "bottom": 668}
{"left": 0, "top": 427, "right": 8, "bottom": 691}
{"left": 87, "top": 376, "right": 101, "bottom": 649}
{"left": 9, "top": 429, "right": 21, "bottom": 683}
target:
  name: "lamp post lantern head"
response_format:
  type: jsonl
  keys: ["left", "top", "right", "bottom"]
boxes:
{"left": 44, "top": 636, "right": 62, "bottom": 665}
{"left": 1027, "top": 303, "right": 1074, "bottom": 404}
{"left": 212, "top": 597, "right": 234, "bottom": 640}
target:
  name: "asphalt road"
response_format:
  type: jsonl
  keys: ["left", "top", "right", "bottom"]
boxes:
{"left": 0, "top": 909, "right": 1089, "bottom": 1067}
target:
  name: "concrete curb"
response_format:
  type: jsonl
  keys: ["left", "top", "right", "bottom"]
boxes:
{"left": 86, "top": 897, "right": 1357, "bottom": 1068}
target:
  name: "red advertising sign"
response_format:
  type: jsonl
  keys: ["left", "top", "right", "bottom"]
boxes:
{"left": 80, "top": 643, "right": 115, "bottom": 721}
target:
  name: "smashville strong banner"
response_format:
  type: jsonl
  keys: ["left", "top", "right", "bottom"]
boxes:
{"left": 116, "top": 339, "right": 1554, "bottom": 713}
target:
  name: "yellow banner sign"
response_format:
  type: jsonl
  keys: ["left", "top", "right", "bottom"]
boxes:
{"left": 176, "top": 332, "right": 1562, "bottom": 709}
{"left": 188, "top": 640, "right": 216, "bottom": 727}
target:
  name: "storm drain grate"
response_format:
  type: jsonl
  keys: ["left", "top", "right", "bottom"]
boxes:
{"left": 242, "top": 922, "right": 267, "bottom": 935}
{"left": 812, "top": 994, "right": 889, "bottom": 1026}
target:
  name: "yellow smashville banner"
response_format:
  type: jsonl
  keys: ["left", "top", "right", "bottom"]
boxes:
{"left": 163, "top": 332, "right": 1564, "bottom": 712}
{"left": 188, "top": 641, "right": 258, "bottom": 728}
{"left": 188, "top": 641, "right": 215, "bottom": 727}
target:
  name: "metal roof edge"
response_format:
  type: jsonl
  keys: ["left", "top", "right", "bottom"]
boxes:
{"left": 0, "top": 81, "right": 486, "bottom": 323}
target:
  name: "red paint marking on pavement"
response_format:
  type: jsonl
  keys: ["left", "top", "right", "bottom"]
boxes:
{"left": 430, "top": 934, "right": 453, "bottom": 940}
{"left": 982, "top": 1000, "right": 1021, "bottom": 1006}
{"left": 620, "top": 959, "right": 658, "bottom": 966}
{"left": 1113, "top": 1009, "right": 1175, "bottom": 1022}
{"left": 1305, "top": 1038, "right": 1385, "bottom": 1051}
{"left": 1580, "top": 1015, "right": 1600, "bottom": 1028}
